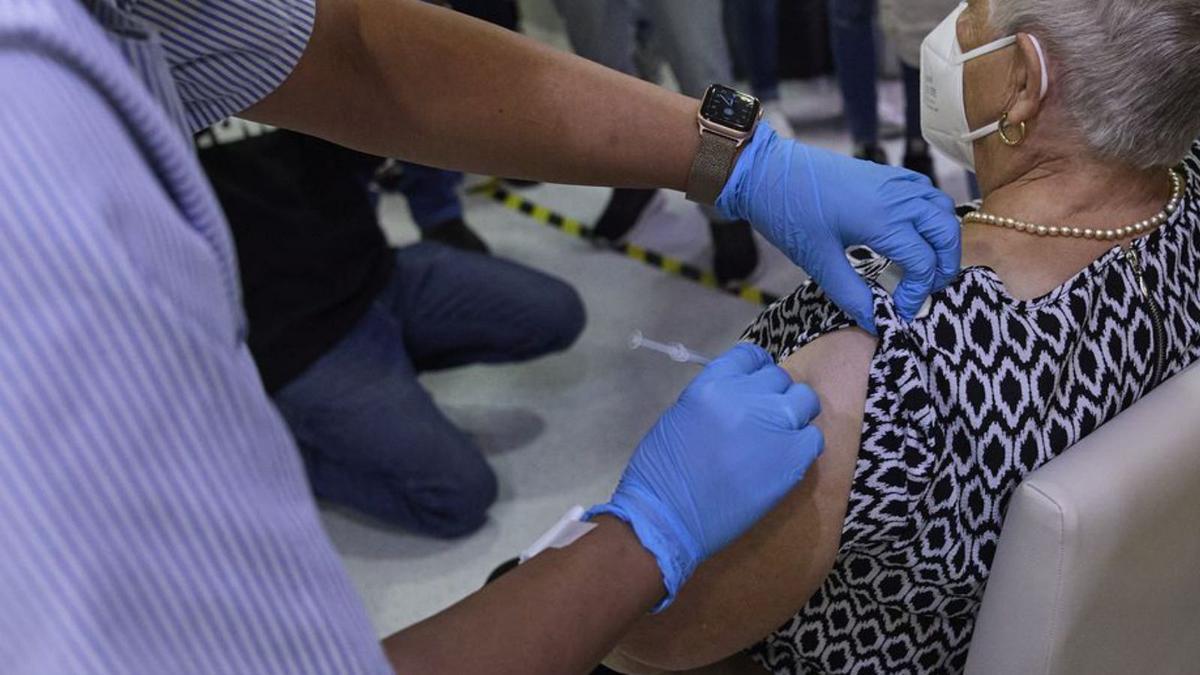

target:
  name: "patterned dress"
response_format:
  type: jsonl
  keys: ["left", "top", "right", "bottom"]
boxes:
{"left": 742, "top": 140, "right": 1200, "bottom": 674}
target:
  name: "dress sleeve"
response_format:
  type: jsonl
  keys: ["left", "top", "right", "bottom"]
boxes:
{"left": 132, "top": 0, "right": 317, "bottom": 131}
{"left": 841, "top": 289, "right": 939, "bottom": 549}
{"left": 739, "top": 280, "right": 858, "bottom": 361}
{"left": 740, "top": 255, "right": 938, "bottom": 550}
{"left": 740, "top": 247, "right": 885, "bottom": 361}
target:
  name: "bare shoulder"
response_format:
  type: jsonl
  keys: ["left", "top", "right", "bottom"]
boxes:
{"left": 779, "top": 328, "right": 877, "bottom": 511}
{"left": 780, "top": 329, "right": 878, "bottom": 395}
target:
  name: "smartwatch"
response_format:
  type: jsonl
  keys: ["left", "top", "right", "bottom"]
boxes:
{"left": 685, "top": 84, "right": 763, "bottom": 206}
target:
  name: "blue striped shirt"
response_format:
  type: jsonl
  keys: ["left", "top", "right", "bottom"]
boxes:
{"left": 0, "top": 0, "right": 391, "bottom": 672}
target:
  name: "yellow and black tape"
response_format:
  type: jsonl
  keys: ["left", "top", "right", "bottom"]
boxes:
{"left": 475, "top": 181, "right": 780, "bottom": 307}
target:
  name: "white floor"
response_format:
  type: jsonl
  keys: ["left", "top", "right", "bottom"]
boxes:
{"left": 323, "top": 78, "right": 975, "bottom": 638}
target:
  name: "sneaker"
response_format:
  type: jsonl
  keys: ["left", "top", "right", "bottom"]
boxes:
{"left": 593, "top": 188, "right": 658, "bottom": 243}
{"left": 710, "top": 219, "right": 759, "bottom": 286}
{"left": 423, "top": 217, "right": 490, "bottom": 254}
{"left": 903, "top": 138, "right": 939, "bottom": 187}
{"left": 853, "top": 143, "right": 889, "bottom": 166}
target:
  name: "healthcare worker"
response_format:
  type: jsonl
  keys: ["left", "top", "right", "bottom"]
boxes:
{"left": 0, "top": 1, "right": 960, "bottom": 673}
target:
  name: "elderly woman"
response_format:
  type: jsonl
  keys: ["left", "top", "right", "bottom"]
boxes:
{"left": 605, "top": 1, "right": 1200, "bottom": 673}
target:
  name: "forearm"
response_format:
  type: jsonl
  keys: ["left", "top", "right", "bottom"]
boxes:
{"left": 248, "top": 0, "right": 699, "bottom": 190}
{"left": 382, "top": 517, "right": 664, "bottom": 674}
{"left": 613, "top": 333, "right": 873, "bottom": 671}
{"left": 611, "top": 479, "right": 839, "bottom": 671}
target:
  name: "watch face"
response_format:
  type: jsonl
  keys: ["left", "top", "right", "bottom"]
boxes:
{"left": 701, "top": 85, "right": 760, "bottom": 133}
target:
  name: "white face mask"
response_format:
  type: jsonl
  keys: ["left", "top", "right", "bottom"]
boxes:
{"left": 920, "top": 2, "right": 1048, "bottom": 171}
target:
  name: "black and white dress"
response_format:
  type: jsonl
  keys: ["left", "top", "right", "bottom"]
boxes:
{"left": 741, "top": 139, "right": 1200, "bottom": 674}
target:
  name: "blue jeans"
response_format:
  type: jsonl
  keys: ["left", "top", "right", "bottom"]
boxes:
{"left": 828, "top": 0, "right": 879, "bottom": 146}
{"left": 273, "top": 243, "right": 586, "bottom": 537}
{"left": 396, "top": 163, "right": 464, "bottom": 230}
{"left": 725, "top": 0, "right": 781, "bottom": 102}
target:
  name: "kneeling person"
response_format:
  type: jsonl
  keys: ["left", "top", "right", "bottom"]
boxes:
{"left": 199, "top": 127, "right": 586, "bottom": 537}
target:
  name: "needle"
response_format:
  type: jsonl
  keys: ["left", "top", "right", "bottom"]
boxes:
{"left": 628, "top": 330, "right": 713, "bottom": 366}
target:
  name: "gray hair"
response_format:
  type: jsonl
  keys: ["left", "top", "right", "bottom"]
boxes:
{"left": 990, "top": 0, "right": 1200, "bottom": 168}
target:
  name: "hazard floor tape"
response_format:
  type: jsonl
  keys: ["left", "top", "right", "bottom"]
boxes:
{"left": 474, "top": 181, "right": 780, "bottom": 307}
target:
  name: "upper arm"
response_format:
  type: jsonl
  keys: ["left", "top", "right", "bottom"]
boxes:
{"left": 610, "top": 330, "right": 878, "bottom": 672}
{"left": 242, "top": 0, "right": 380, "bottom": 140}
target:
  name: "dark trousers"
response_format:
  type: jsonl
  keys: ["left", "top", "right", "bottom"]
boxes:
{"left": 828, "top": 0, "right": 879, "bottom": 145}
{"left": 396, "top": 163, "right": 463, "bottom": 230}
{"left": 273, "top": 243, "right": 585, "bottom": 537}
{"left": 725, "top": 0, "right": 781, "bottom": 102}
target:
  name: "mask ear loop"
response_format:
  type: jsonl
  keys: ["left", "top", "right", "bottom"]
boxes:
{"left": 998, "top": 35, "right": 1049, "bottom": 146}
{"left": 956, "top": 35, "right": 1017, "bottom": 142}
{"left": 957, "top": 35, "right": 1017, "bottom": 63}
{"left": 1026, "top": 34, "right": 1049, "bottom": 101}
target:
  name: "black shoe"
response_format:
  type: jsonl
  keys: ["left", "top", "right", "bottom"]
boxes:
{"left": 424, "top": 217, "right": 490, "bottom": 254}
{"left": 853, "top": 142, "right": 889, "bottom": 166}
{"left": 903, "top": 138, "right": 939, "bottom": 187}
{"left": 592, "top": 188, "right": 658, "bottom": 243}
{"left": 711, "top": 219, "right": 759, "bottom": 287}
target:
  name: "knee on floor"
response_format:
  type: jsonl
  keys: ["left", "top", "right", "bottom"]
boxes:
{"left": 527, "top": 279, "right": 587, "bottom": 355}
{"left": 410, "top": 459, "right": 499, "bottom": 539}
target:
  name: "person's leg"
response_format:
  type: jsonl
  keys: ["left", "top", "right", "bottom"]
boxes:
{"left": 553, "top": 0, "right": 661, "bottom": 243}
{"left": 901, "top": 62, "right": 937, "bottom": 184}
{"left": 645, "top": 0, "right": 733, "bottom": 99}
{"left": 724, "top": 0, "right": 781, "bottom": 103}
{"left": 394, "top": 162, "right": 489, "bottom": 252}
{"left": 643, "top": 0, "right": 758, "bottom": 284}
{"left": 384, "top": 242, "right": 586, "bottom": 371}
{"left": 553, "top": 0, "right": 639, "bottom": 77}
{"left": 901, "top": 63, "right": 922, "bottom": 144}
{"left": 723, "top": 0, "right": 793, "bottom": 139}
{"left": 395, "top": 162, "right": 463, "bottom": 230}
{"left": 828, "top": 0, "right": 884, "bottom": 160}
{"left": 273, "top": 300, "right": 498, "bottom": 538}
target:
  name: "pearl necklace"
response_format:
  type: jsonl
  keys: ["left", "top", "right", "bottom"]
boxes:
{"left": 963, "top": 168, "right": 1185, "bottom": 241}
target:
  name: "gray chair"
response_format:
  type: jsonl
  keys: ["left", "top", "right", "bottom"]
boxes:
{"left": 965, "top": 365, "right": 1200, "bottom": 674}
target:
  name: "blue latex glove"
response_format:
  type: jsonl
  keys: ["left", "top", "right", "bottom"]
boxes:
{"left": 587, "top": 343, "right": 823, "bottom": 611}
{"left": 718, "top": 123, "right": 961, "bottom": 333}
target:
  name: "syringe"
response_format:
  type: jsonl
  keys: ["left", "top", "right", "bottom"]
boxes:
{"left": 628, "top": 330, "right": 712, "bottom": 366}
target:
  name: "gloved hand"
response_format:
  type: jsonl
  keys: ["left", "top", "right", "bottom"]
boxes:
{"left": 718, "top": 123, "right": 961, "bottom": 334}
{"left": 587, "top": 344, "right": 823, "bottom": 611}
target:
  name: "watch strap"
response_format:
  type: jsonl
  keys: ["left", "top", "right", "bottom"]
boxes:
{"left": 686, "top": 131, "right": 739, "bottom": 206}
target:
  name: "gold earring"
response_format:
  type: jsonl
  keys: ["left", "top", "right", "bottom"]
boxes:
{"left": 998, "top": 112, "right": 1027, "bottom": 146}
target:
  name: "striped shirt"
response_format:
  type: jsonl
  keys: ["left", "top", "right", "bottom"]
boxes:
{"left": 0, "top": 0, "right": 391, "bottom": 672}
